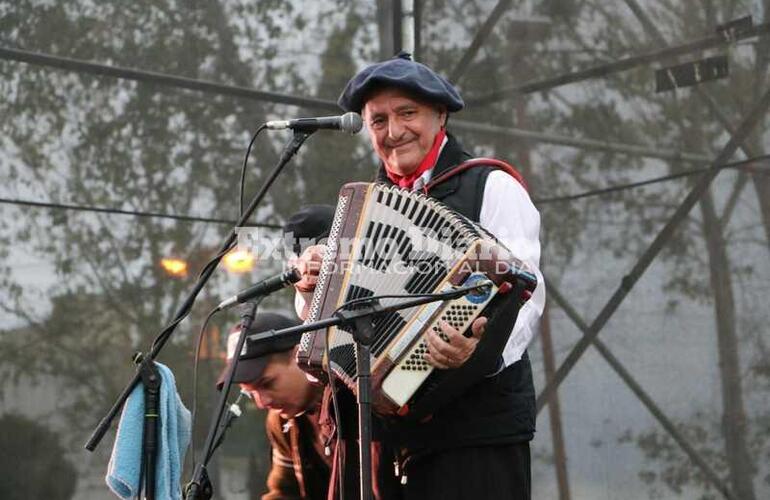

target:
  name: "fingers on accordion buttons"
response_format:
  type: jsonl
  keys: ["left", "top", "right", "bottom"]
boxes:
{"left": 471, "top": 316, "right": 488, "bottom": 338}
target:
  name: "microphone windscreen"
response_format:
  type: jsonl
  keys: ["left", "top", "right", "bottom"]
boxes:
{"left": 340, "top": 112, "right": 363, "bottom": 134}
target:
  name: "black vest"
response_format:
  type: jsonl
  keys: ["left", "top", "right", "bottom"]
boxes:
{"left": 376, "top": 133, "right": 536, "bottom": 453}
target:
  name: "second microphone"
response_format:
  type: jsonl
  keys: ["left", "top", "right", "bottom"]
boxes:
{"left": 217, "top": 268, "right": 302, "bottom": 311}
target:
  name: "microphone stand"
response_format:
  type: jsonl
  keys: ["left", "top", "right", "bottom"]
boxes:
{"left": 185, "top": 283, "right": 492, "bottom": 500}
{"left": 85, "top": 130, "right": 315, "bottom": 496}
{"left": 342, "top": 312, "right": 375, "bottom": 500}
{"left": 185, "top": 298, "right": 263, "bottom": 500}
{"left": 208, "top": 391, "right": 247, "bottom": 461}
{"left": 137, "top": 353, "right": 161, "bottom": 500}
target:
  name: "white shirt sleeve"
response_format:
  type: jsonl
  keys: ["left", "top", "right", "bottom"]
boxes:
{"left": 294, "top": 289, "right": 313, "bottom": 320}
{"left": 479, "top": 170, "right": 545, "bottom": 367}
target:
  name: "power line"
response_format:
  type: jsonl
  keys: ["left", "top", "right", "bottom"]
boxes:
{"left": 466, "top": 20, "right": 770, "bottom": 106}
{"left": 534, "top": 154, "right": 770, "bottom": 204}
{"left": 0, "top": 196, "right": 283, "bottom": 229}
{"left": 451, "top": 120, "right": 710, "bottom": 163}
{"left": 0, "top": 46, "right": 340, "bottom": 112}
{"left": 2, "top": 155, "right": 767, "bottom": 220}
{"left": 0, "top": 45, "right": 711, "bottom": 162}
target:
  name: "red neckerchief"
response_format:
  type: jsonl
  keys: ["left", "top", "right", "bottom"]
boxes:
{"left": 385, "top": 128, "right": 446, "bottom": 189}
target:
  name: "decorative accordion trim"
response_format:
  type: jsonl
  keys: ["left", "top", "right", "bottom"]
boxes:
{"left": 299, "top": 190, "right": 350, "bottom": 359}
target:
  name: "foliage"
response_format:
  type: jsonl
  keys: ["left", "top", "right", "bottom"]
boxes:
{"left": 0, "top": 0, "right": 371, "bottom": 492}
{"left": 420, "top": 1, "right": 768, "bottom": 498}
{"left": 0, "top": 413, "right": 78, "bottom": 500}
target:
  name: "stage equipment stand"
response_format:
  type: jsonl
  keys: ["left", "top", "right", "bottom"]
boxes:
{"left": 137, "top": 353, "right": 161, "bottom": 500}
{"left": 85, "top": 130, "right": 314, "bottom": 500}
{"left": 185, "top": 298, "right": 262, "bottom": 500}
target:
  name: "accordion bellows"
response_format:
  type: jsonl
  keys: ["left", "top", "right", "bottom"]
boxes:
{"left": 297, "top": 182, "right": 536, "bottom": 417}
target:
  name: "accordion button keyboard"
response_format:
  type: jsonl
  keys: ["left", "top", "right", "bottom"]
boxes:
{"left": 381, "top": 277, "right": 499, "bottom": 407}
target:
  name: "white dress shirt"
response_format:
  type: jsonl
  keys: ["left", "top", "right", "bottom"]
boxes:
{"left": 417, "top": 153, "right": 545, "bottom": 367}
{"left": 478, "top": 170, "right": 545, "bottom": 366}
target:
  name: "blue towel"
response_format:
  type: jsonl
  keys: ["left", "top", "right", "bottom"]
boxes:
{"left": 106, "top": 362, "right": 191, "bottom": 499}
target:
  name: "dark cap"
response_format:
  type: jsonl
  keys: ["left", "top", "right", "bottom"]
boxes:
{"left": 216, "top": 312, "right": 302, "bottom": 390}
{"left": 337, "top": 52, "right": 464, "bottom": 114}
{"left": 283, "top": 204, "right": 335, "bottom": 255}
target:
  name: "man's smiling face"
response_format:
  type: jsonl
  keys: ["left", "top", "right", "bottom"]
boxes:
{"left": 362, "top": 88, "right": 446, "bottom": 177}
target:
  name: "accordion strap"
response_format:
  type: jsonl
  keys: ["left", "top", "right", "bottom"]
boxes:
{"left": 423, "top": 157, "right": 528, "bottom": 194}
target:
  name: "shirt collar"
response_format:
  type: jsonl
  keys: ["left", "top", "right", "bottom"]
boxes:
{"left": 412, "top": 134, "right": 448, "bottom": 191}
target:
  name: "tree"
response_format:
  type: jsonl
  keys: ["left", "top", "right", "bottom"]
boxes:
{"left": 0, "top": 0, "right": 381, "bottom": 495}
{"left": 1, "top": 1, "right": 767, "bottom": 498}
{"left": 0, "top": 413, "right": 78, "bottom": 500}
{"left": 416, "top": 0, "right": 768, "bottom": 498}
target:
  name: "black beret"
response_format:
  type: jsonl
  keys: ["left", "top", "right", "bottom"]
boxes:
{"left": 216, "top": 312, "right": 302, "bottom": 389}
{"left": 283, "top": 204, "right": 335, "bottom": 255}
{"left": 283, "top": 204, "right": 335, "bottom": 240}
{"left": 338, "top": 52, "right": 464, "bottom": 113}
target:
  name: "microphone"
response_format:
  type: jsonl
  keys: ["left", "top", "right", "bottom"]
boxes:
{"left": 265, "top": 112, "right": 363, "bottom": 134}
{"left": 216, "top": 268, "right": 302, "bottom": 310}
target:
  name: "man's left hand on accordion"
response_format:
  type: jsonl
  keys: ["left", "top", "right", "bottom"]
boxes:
{"left": 291, "top": 244, "right": 326, "bottom": 320}
{"left": 424, "top": 316, "right": 488, "bottom": 369}
{"left": 290, "top": 244, "right": 326, "bottom": 293}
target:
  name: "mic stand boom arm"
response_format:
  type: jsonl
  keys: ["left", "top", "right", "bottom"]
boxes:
{"left": 241, "top": 283, "right": 495, "bottom": 344}
{"left": 85, "top": 130, "right": 315, "bottom": 453}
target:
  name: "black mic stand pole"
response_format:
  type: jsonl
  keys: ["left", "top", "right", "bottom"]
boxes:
{"left": 136, "top": 354, "right": 161, "bottom": 500}
{"left": 348, "top": 315, "right": 375, "bottom": 500}
{"left": 85, "top": 129, "right": 314, "bottom": 458}
{"left": 184, "top": 298, "right": 263, "bottom": 500}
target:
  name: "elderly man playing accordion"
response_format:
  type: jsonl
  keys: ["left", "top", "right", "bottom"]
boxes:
{"left": 293, "top": 52, "right": 545, "bottom": 500}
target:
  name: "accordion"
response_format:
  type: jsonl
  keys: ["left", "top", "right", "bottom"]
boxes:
{"left": 297, "top": 182, "right": 536, "bottom": 418}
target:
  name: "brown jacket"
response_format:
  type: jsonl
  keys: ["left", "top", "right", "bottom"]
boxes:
{"left": 262, "top": 409, "right": 331, "bottom": 500}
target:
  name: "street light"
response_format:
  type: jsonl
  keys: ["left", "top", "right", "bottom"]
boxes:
{"left": 160, "top": 257, "right": 188, "bottom": 278}
{"left": 222, "top": 249, "right": 256, "bottom": 274}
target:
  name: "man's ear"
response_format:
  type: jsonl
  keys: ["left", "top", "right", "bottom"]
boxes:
{"left": 438, "top": 107, "right": 448, "bottom": 128}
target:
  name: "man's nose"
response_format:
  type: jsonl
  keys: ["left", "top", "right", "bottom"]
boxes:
{"left": 387, "top": 117, "right": 405, "bottom": 140}
{"left": 253, "top": 391, "right": 271, "bottom": 409}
